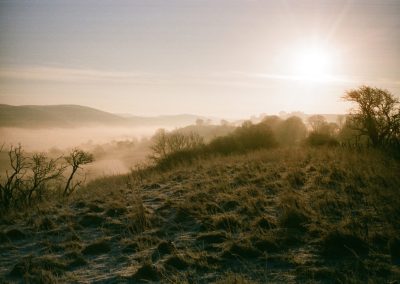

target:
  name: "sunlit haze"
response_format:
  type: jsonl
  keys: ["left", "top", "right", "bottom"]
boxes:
{"left": 1, "top": 0, "right": 399, "bottom": 118}
{"left": 292, "top": 45, "right": 333, "bottom": 80}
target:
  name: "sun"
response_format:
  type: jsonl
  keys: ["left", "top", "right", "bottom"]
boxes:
{"left": 292, "top": 46, "right": 333, "bottom": 81}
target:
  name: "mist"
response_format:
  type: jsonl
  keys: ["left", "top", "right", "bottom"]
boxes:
{"left": 0, "top": 125, "right": 169, "bottom": 181}
{"left": 0, "top": 126, "right": 165, "bottom": 151}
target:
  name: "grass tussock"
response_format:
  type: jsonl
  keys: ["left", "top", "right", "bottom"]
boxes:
{"left": 0, "top": 147, "right": 399, "bottom": 282}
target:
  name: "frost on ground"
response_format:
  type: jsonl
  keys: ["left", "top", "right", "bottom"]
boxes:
{"left": 1, "top": 148, "right": 400, "bottom": 283}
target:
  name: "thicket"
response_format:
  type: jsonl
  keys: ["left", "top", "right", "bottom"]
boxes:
{"left": 152, "top": 120, "right": 280, "bottom": 169}
{"left": 0, "top": 145, "right": 93, "bottom": 212}
{"left": 343, "top": 86, "right": 400, "bottom": 148}
{"left": 305, "top": 115, "right": 340, "bottom": 147}
{"left": 150, "top": 86, "right": 400, "bottom": 168}
{"left": 149, "top": 130, "right": 205, "bottom": 162}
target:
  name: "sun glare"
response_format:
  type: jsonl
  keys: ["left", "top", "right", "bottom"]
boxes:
{"left": 292, "top": 46, "right": 333, "bottom": 81}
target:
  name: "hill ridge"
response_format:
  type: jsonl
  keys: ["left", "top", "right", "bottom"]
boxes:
{"left": 0, "top": 104, "right": 205, "bottom": 128}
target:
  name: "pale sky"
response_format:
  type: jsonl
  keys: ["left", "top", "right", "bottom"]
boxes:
{"left": 0, "top": 0, "right": 399, "bottom": 118}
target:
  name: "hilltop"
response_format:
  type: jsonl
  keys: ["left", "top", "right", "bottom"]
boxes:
{"left": 0, "top": 147, "right": 399, "bottom": 283}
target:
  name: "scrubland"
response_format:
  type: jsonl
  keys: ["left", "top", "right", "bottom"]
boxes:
{"left": 1, "top": 87, "right": 399, "bottom": 283}
{"left": 1, "top": 146, "right": 399, "bottom": 283}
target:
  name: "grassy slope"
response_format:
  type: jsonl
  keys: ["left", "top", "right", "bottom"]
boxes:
{"left": 0, "top": 147, "right": 400, "bottom": 283}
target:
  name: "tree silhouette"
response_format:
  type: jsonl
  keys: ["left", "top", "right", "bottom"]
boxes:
{"left": 63, "top": 149, "right": 94, "bottom": 196}
{"left": 343, "top": 86, "right": 400, "bottom": 147}
{"left": 149, "top": 130, "right": 204, "bottom": 162}
{"left": 278, "top": 116, "right": 307, "bottom": 145}
{"left": 308, "top": 115, "right": 327, "bottom": 132}
{"left": 26, "top": 153, "right": 65, "bottom": 203}
{"left": 0, "top": 145, "right": 28, "bottom": 209}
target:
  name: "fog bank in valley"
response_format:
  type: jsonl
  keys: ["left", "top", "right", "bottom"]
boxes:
{"left": 0, "top": 126, "right": 167, "bottom": 180}
{"left": 0, "top": 126, "right": 165, "bottom": 151}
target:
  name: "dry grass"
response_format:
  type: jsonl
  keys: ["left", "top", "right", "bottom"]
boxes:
{"left": 0, "top": 147, "right": 399, "bottom": 283}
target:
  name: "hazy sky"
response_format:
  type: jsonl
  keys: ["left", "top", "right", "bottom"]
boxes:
{"left": 0, "top": 0, "right": 399, "bottom": 118}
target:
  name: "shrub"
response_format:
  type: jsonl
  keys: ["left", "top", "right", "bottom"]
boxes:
{"left": 149, "top": 130, "right": 204, "bottom": 162}
{"left": 305, "top": 132, "right": 339, "bottom": 147}
{"left": 208, "top": 121, "right": 277, "bottom": 155}
{"left": 342, "top": 85, "right": 400, "bottom": 148}
{"left": 155, "top": 148, "right": 202, "bottom": 169}
{"left": 0, "top": 145, "right": 64, "bottom": 210}
{"left": 236, "top": 121, "right": 277, "bottom": 149}
{"left": 262, "top": 115, "right": 307, "bottom": 146}
{"left": 277, "top": 116, "right": 307, "bottom": 145}
{"left": 151, "top": 121, "right": 277, "bottom": 169}
{"left": 207, "top": 135, "right": 240, "bottom": 155}
{"left": 0, "top": 145, "right": 93, "bottom": 212}
{"left": 63, "top": 149, "right": 94, "bottom": 196}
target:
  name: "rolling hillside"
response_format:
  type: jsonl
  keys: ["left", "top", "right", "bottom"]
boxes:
{"left": 0, "top": 147, "right": 399, "bottom": 283}
{"left": 0, "top": 104, "right": 205, "bottom": 128}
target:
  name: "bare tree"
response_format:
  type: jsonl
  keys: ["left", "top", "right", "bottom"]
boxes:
{"left": 308, "top": 115, "right": 327, "bottom": 132}
{"left": 149, "top": 130, "right": 204, "bottom": 162}
{"left": 0, "top": 145, "right": 28, "bottom": 209}
{"left": 25, "top": 153, "right": 65, "bottom": 203}
{"left": 149, "top": 129, "right": 168, "bottom": 161}
{"left": 185, "top": 132, "right": 205, "bottom": 149}
{"left": 166, "top": 132, "right": 187, "bottom": 153}
{"left": 63, "top": 149, "right": 94, "bottom": 196}
{"left": 343, "top": 85, "right": 400, "bottom": 147}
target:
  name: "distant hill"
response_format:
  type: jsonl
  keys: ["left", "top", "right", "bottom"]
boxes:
{"left": 0, "top": 104, "right": 206, "bottom": 128}
{"left": 0, "top": 104, "right": 126, "bottom": 128}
